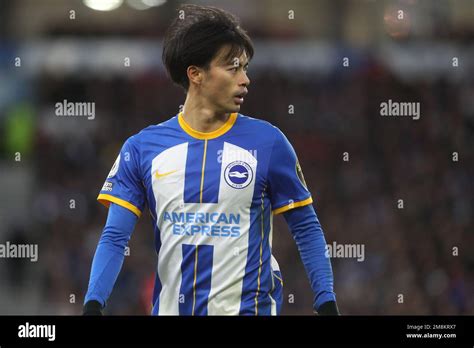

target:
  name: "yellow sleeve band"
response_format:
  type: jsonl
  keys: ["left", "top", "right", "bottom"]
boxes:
{"left": 97, "top": 194, "right": 142, "bottom": 218}
{"left": 272, "top": 197, "right": 313, "bottom": 215}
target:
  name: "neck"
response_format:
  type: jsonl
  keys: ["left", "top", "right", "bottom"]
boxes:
{"left": 181, "top": 93, "right": 231, "bottom": 133}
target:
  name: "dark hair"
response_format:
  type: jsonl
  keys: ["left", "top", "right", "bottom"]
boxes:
{"left": 162, "top": 4, "right": 254, "bottom": 91}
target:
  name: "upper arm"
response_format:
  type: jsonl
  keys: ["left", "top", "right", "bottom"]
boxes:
{"left": 267, "top": 128, "right": 313, "bottom": 215}
{"left": 101, "top": 202, "right": 139, "bottom": 244}
{"left": 97, "top": 136, "right": 146, "bottom": 218}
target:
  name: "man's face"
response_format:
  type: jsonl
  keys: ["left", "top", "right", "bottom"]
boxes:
{"left": 199, "top": 45, "right": 250, "bottom": 114}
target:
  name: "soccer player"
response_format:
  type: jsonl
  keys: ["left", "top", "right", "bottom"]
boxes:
{"left": 83, "top": 4, "right": 339, "bottom": 316}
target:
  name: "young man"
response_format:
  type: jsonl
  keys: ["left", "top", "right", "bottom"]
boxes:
{"left": 84, "top": 4, "right": 339, "bottom": 316}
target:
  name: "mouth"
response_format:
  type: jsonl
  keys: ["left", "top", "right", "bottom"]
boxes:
{"left": 233, "top": 90, "right": 248, "bottom": 105}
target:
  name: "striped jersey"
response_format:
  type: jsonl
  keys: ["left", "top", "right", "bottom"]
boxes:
{"left": 98, "top": 112, "right": 313, "bottom": 315}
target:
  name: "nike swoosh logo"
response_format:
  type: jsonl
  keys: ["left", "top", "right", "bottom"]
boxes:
{"left": 155, "top": 170, "right": 177, "bottom": 179}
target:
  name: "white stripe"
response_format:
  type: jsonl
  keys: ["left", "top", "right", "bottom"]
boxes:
{"left": 152, "top": 142, "right": 188, "bottom": 315}
{"left": 207, "top": 142, "right": 257, "bottom": 315}
{"left": 269, "top": 293, "right": 277, "bottom": 315}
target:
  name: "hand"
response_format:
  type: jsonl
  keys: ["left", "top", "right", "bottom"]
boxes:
{"left": 315, "top": 301, "right": 340, "bottom": 315}
{"left": 83, "top": 300, "right": 104, "bottom": 315}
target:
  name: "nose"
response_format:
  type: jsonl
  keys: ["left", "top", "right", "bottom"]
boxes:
{"left": 240, "top": 71, "right": 250, "bottom": 87}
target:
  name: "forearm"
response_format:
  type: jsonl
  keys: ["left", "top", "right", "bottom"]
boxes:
{"left": 283, "top": 204, "right": 337, "bottom": 313}
{"left": 84, "top": 203, "right": 138, "bottom": 307}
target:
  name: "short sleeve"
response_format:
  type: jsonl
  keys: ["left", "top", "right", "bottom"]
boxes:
{"left": 267, "top": 128, "right": 313, "bottom": 215}
{"left": 97, "top": 136, "right": 145, "bottom": 218}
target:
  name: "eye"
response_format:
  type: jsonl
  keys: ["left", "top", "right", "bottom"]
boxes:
{"left": 229, "top": 67, "right": 239, "bottom": 72}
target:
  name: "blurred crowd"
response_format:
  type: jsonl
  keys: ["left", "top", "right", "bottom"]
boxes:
{"left": 1, "top": 58, "right": 472, "bottom": 315}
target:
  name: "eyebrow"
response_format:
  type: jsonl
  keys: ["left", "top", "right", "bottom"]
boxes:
{"left": 227, "top": 61, "right": 249, "bottom": 67}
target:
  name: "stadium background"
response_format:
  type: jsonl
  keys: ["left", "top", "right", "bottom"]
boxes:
{"left": 0, "top": 0, "right": 472, "bottom": 315}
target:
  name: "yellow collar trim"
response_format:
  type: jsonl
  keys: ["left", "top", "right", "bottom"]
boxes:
{"left": 178, "top": 112, "right": 238, "bottom": 140}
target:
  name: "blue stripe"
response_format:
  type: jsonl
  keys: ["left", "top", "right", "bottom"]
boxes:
{"left": 256, "top": 195, "right": 273, "bottom": 315}
{"left": 179, "top": 244, "right": 214, "bottom": 315}
{"left": 271, "top": 270, "right": 283, "bottom": 315}
{"left": 184, "top": 139, "right": 223, "bottom": 204}
{"left": 201, "top": 140, "right": 223, "bottom": 203}
{"left": 150, "top": 199, "right": 162, "bottom": 315}
{"left": 239, "top": 192, "right": 273, "bottom": 315}
{"left": 179, "top": 244, "right": 197, "bottom": 315}
{"left": 184, "top": 141, "right": 205, "bottom": 203}
{"left": 194, "top": 244, "right": 214, "bottom": 315}
{"left": 151, "top": 272, "right": 162, "bottom": 315}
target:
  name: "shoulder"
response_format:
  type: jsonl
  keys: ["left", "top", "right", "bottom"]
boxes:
{"left": 126, "top": 114, "right": 180, "bottom": 147}
{"left": 236, "top": 113, "right": 282, "bottom": 139}
{"left": 237, "top": 114, "right": 290, "bottom": 148}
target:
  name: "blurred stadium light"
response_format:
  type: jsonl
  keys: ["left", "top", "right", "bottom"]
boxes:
{"left": 83, "top": 0, "right": 124, "bottom": 12}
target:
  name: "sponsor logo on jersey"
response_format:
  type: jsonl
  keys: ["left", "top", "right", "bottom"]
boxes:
{"left": 102, "top": 181, "right": 113, "bottom": 192}
{"left": 163, "top": 211, "right": 241, "bottom": 237}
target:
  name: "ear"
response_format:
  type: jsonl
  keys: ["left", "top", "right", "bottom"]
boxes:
{"left": 186, "top": 65, "right": 203, "bottom": 86}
